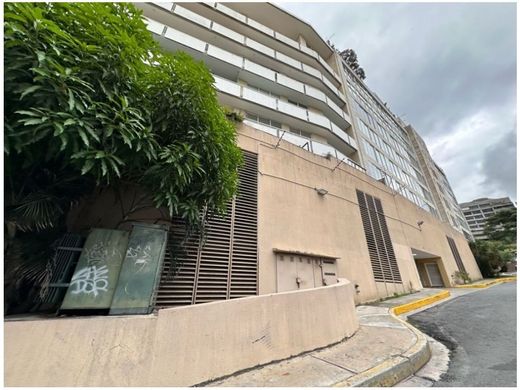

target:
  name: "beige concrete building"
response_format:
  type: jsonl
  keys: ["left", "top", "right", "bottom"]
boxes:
{"left": 131, "top": 2, "right": 481, "bottom": 300}
{"left": 5, "top": 3, "right": 484, "bottom": 386}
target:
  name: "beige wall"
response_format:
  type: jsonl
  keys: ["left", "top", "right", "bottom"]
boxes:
{"left": 5, "top": 279, "right": 358, "bottom": 387}
{"left": 66, "top": 123, "right": 482, "bottom": 304}
{"left": 237, "top": 124, "right": 482, "bottom": 303}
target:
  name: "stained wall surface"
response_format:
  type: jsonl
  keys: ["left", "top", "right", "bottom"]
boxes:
{"left": 236, "top": 124, "right": 482, "bottom": 303}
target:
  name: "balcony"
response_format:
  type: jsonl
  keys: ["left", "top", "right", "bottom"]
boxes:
{"left": 243, "top": 120, "right": 365, "bottom": 173}
{"left": 139, "top": 3, "right": 346, "bottom": 106}
{"left": 144, "top": 19, "right": 351, "bottom": 130}
{"left": 213, "top": 76, "right": 358, "bottom": 155}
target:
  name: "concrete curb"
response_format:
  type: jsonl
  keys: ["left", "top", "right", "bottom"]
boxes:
{"left": 393, "top": 290, "right": 450, "bottom": 315}
{"left": 453, "top": 276, "right": 517, "bottom": 289}
{"left": 333, "top": 295, "right": 443, "bottom": 387}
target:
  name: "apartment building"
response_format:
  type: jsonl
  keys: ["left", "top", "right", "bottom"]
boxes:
{"left": 406, "top": 125, "right": 473, "bottom": 240}
{"left": 460, "top": 197, "right": 516, "bottom": 239}
{"left": 72, "top": 2, "right": 482, "bottom": 305}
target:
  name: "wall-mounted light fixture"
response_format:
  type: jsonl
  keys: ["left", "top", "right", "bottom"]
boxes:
{"left": 315, "top": 188, "right": 328, "bottom": 196}
{"left": 417, "top": 221, "right": 424, "bottom": 229}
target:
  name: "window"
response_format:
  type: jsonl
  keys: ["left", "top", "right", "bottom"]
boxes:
{"left": 245, "top": 112, "right": 282, "bottom": 128}
{"left": 288, "top": 99, "right": 308, "bottom": 110}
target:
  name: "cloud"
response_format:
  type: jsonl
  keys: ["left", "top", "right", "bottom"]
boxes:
{"left": 281, "top": 2, "right": 517, "bottom": 202}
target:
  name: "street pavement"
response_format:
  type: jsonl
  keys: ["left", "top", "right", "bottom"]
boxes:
{"left": 408, "top": 281, "right": 517, "bottom": 387}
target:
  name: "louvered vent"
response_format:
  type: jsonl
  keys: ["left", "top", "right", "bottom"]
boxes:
{"left": 446, "top": 236, "right": 466, "bottom": 272}
{"left": 155, "top": 150, "right": 258, "bottom": 308}
{"left": 356, "top": 189, "right": 402, "bottom": 283}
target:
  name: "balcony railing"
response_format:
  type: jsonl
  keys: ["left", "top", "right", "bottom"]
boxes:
{"left": 209, "top": 3, "right": 341, "bottom": 84}
{"left": 147, "top": 4, "right": 346, "bottom": 103}
{"left": 243, "top": 120, "right": 365, "bottom": 173}
{"left": 145, "top": 19, "right": 351, "bottom": 128}
{"left": 213, "top": 75, "right": 358, "bottom": 151}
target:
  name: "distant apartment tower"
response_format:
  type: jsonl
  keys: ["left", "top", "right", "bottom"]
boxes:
{"left": 459, "top": 197, "right": 516, "bottom": 240}
{"left": 406, "top": 125, "right": 473, "bottom": 240}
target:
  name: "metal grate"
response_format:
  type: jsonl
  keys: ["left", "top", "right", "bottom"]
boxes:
{"left": 155, "top": 150, "right": 258, "bottom": 308}
{"left": 357, "top": 190, "right": 402, "bottom": 283}
{"left": 39, "top": 233, "right": 85, "bottom": 307}
{"left": 446, "top": 236, "right": 466, "bottom": 272}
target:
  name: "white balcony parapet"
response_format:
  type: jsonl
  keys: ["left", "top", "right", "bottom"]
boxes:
{"left": 274, "top": 32, "right": 300, "bottom": 49}
{"left": 213, "top": 76, "right": 241, "bottom": 96}
{"left": 213, "top": 75, "right": 357, "bottom": 154}
{"left": 173, "top": 5, "right": 212, "bottom": 28}
{"left": 215, "top": 3, "right": 247, "bottom": 23}
{"left": 308, "top": 110, "right": 330, "bottom": 128}
{"left": 245, "top": 38, "right": 275, "bottom": 57}
{"left": 300, "top": 45, "right": 319, "bottom": 59}
{"left": 164, "top": 27, "right": 207, "bottom": 52}
{"left": 243, "top": 119, "right": 365, "bottom": 173}
{"left": 144, "top": 17, "right": 166, "bottom": 35}
{"left": 244, "top": 59, "right": 276, "bottom": 81}
{"left": 247, "top": 18, "right": 275, "bottom": 36}
{"left": 211, "top": 22, "right": 245, "bottom": 44}
{"left": 242, "top": 87, "right": 278, "bottom": 110}
{"left": 207, "top": 45, "right": 243, "bottom": 67}
{"left": 152, "top": 2, "right": 173, "bottom": 11}
{"left": 148, "top": 19, "right": 347, "bottom": 123}
{"left": 304, "top": 84, "right": 327, "bottom": 103}
{"left": 277, "top": 73, "right": 305, "bottom": 93}
{"left": 277, "top": 100, "right": 308, "bottom": 121}
{"left": 148, "top": 8, "right": 344, "bottom": 103}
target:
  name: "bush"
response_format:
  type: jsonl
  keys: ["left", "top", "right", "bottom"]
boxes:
{"left": 469, "top": 240, "right": 514, "bottom": 278}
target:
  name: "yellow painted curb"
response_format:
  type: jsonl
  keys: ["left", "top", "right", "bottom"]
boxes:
{"left": 392, "top": 290, "right": 450, "bottom": 316}
{"left": 454, "top": 277, "right": 517, "bottom": 289}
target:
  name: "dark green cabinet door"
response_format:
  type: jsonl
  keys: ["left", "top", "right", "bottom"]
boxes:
{"left": 109, "top": 223, "right": 168, "bottom": 315}
{"left": 60, "top": 229, "right": 129, "bottom": 311}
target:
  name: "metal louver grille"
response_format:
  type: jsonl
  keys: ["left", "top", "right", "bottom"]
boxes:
{"left": 39, "top": 234, "right": 85, "bottom": 307}
{"left": 357, "top": 190, "right": 402, "bottom": 283}
{"left": 155, "top": 150, "right": 258, "bottom": 308}
{"left": 446, "top": 236, "right": 466, "bottom": 272}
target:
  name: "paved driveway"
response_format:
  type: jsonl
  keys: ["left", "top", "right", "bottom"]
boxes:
{"left": 408, "top": 282, "right": 517, "bottom": 387}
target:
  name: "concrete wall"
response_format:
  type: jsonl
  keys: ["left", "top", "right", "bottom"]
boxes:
{"left": 236, "top": 124, "right": 482, "bottom": 303}
{"left": 66, "top": 123, "right": 482, "bottom": 304}
{"left": 5, "top": 279, "right": 358, "bottom": 387}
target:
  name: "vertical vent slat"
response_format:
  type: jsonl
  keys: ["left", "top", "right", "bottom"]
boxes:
{"left": 357, "top": 190, "right": 402, "bottom": 283}
{"left": 446, "top": 236, "right": 466, "bottom": 272}
{"left": 155, "top": 150, "right": 258, "bottom": 308}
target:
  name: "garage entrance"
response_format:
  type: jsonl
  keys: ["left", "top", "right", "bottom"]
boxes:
{"left": 412, "top": 248, "right": 448, "bottom": 288}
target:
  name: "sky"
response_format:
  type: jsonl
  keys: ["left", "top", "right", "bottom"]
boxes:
{"left": 280, "top": 2, "right": 517, "bottom": 203}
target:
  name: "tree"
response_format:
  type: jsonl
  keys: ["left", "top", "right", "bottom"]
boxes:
{"left": 484, "top": 208, "right": 517, "bottom": 243}
{"left": 340, "top": 48, "right": 366, "bottom": 80}
{"left": 4, "top": 3, "right": 242, "bottom": 312}
{"left": 469, "top": 240, "right": 514, "bottom": 278}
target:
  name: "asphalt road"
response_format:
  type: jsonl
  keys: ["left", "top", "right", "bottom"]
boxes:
{"left": 408, "top": 282, "right": 517, "bottom": 387}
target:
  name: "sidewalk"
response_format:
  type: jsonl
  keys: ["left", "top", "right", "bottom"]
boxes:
{"left": 205, "top": 279, "right": 518, "bottom": 387}
{"left": 206, "top": 298, "right": 431, "bottom": 387}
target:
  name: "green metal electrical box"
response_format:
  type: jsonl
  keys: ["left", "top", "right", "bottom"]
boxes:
{"left": 60, "top": 228, "right": 129, "bottom": 312}
{"left": 109, "top": 223, "right": 168, "bottom": 315}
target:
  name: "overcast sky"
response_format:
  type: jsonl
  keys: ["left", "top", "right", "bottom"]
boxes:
{"left": 280, "top": 2, "right": 517, "bottom": 203}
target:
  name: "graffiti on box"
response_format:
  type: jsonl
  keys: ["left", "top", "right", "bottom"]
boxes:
{"left": 69, "top": 242, "right": 122, "bottom": 296}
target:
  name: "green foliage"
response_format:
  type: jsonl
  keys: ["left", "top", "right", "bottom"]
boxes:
{"left": 484, "top": 208, "right": 517, "bottom": 243}
{"left": 452, "top": 270, "right": 471, "bottom": 285}
{"left": 469, "top": 240, "right": 515, "bottom": 278}
{"left": 4, "top": 2, "right": 242, "bottom": 311}
{"left": 5, "top": 2, "right": 241, "bottom": 227}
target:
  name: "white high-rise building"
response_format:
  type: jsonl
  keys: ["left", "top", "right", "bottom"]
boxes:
{"left": 138, "top": 2, "right": 468, "bottom": 236}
